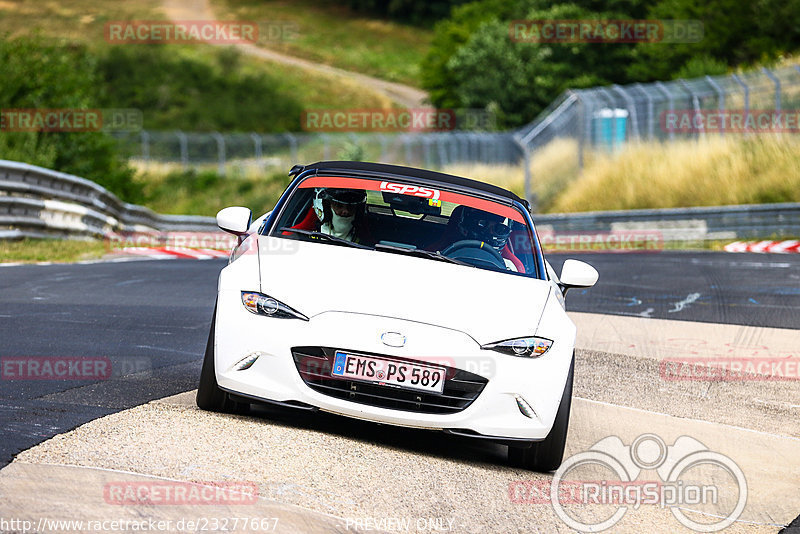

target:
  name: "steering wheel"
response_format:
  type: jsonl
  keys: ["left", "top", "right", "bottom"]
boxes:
{"left": 441, "top": 239, "right": 506, "bottom": 269}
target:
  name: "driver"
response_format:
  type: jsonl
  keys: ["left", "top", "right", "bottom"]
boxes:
{"left": 313, "top": 188, "right": 369, "bottom": 243}
{"left": 457, "top": 206, "right": 523, "bottom": 272}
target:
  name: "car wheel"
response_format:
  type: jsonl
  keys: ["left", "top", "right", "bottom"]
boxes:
{"left": 508, "top": 353, "right": 574, "bottom": 472}
{"left": 196, "top": 304, "right": 250, "bottom": 414}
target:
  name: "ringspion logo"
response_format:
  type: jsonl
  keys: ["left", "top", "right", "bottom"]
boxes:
{"left": 512, "top": 434, "right": 747, "bottom": 532}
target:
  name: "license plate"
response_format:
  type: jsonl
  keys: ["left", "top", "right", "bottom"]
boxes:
{"left": 331, "top": 352, "right": 445, "bottom": 394}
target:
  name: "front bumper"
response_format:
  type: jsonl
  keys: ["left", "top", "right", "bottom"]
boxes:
{"left": 214, "top": 289, "right": 575, "bottom": 441}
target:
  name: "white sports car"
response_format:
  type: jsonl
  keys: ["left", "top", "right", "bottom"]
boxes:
{"left": 197, "top": 161, "right": 598, "bottom": 471}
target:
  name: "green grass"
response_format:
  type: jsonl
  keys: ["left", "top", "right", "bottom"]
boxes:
{"left": 551, "top": 136, "right": 800, "bottom": 213}
{"left": 136, "top": 168, "right": 290, "bottom": 216}
{"left": 449, "top": 136, "right": 800, "bottom": 214}
{"left": 214, "top": 0, "right": 432, "bottom": 86}
{"left": 96, "top": 44, "right": 390, "bottom": 132}
{"left": 0, "top": 0, "right": 392, "bottom": 132}
{"left": 0, "top": 0, "right": 163, "bottom": 46}
{"left": 0, "top": 238, "right": 107, "bottom": 263}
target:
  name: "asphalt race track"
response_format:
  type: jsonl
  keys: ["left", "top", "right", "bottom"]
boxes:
{"left": 1, "top": 250, "right": 798, "bottom": 469}
{"left": 549, "top": 251, "right": 800, "bottom": 329}
{"left": 0, "top": 260, "right": 217, "bottom": 468}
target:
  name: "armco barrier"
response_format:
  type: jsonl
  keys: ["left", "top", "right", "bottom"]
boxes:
{"left": 536, "top": 203, "right": 800, "bottom": 242}
{"left": 0, "top": 159, "right": 217, "bottom": 239}
{"left": 1, "top": 159, "right": 798, "bottom": 243}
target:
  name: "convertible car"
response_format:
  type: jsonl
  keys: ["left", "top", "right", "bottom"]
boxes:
{"left": 197, "top": 161, "right": 597, "bottom": 471}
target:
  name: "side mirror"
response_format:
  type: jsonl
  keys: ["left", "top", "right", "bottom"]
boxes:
{"left": 216, "top": 206, "right": 252, "bottom": 236}
{"left": 559, "top": 259, "right": 598, "bottom": 295}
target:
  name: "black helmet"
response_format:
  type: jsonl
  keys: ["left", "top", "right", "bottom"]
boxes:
{"left": 457, "top": 206, "right": 511, "bottom": 250}
{"left": 327, "top": 188, "right": 367, "bottom": 205}
{"left": 313, "top": 188, "right": 366, "bottom": 221}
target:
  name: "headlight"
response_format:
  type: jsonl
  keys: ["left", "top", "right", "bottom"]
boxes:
{"left": 241, "top": 291, "right": 309, "bottom": 321}
{"left": 482, "top": 336, "right": 553, "bottom": 358}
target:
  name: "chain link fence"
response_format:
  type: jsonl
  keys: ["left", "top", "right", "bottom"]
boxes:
{"left": 514, "top": 65, "right": 800, "bottom": 205}
{"left": 113, "top": 130, "right": 522, "bottom": 175}
{"left": 116, "top": 65, "right": 800, "bottom": 208}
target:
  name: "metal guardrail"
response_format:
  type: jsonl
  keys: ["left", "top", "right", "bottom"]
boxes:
{"left": 536, "top": 202, "right": 800, "bottom": 242}
{"left": 0, "top": 159, "right": 217, "bottom": 239}
{"left": 2, "top": 158, "right": 796, "bottom": 243}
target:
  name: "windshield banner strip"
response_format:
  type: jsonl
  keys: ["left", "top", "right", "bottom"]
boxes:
{"left": 299, "top": 175, "right": 526, "bottom": 223}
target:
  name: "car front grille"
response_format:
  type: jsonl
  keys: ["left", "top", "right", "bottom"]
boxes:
{"left": 291, "top": 346, "right": 488, "bottom": 415}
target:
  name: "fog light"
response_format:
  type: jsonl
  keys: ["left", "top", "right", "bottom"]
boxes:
{"left": 233, "top": 352, "right": 261, "bottom": 371}
{"left": 514, "top": 395, "right": 537, "bottom": 419}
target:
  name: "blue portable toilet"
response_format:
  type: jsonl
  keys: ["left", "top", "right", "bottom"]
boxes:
{"left": 592, "top": 108, "right": 628, "bottom": 151}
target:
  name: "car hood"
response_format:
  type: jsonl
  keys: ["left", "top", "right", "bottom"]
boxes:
{"left": 257, "top": 236, "right": 552, "bottom": 345}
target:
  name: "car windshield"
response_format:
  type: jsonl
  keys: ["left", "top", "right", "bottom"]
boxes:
{"left": 267, "top": 175, "right": 543, "bottom": 278}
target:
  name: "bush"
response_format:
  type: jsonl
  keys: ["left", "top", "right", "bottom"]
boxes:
{"left": 431, "top": 3, "right": 642, "bottom": 128}
{"left": 421, "top": 0, "right": 800, "bottom": 128}
{"left": 627, "top": 0, "right": 800, "bottom": 81}
{"left": 0, "top": 36, "right": 139, "bottom": 201}
{"left": 96, "top": 46, "right": 304, "bottom": 132}
{"left": 344, "top": 0, "right": 469, "bottom": 25}
{"left": 137, "top": 168, "right": 290, "bottom": 216}
{"left": 421, "top": 0, "right": 525, "bottom": 111}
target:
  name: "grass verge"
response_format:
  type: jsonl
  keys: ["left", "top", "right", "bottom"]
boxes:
{"left": 0, "top": 239, "right": 107, "bottom": 263}
{"left": 0, "top": 0, "right": 391, "bottom": 133}
{"left": 214, "top": 0, "right": 432, "bottom": 86}
{"left": 135, "top": 168, "right": 291, "bottom": 216}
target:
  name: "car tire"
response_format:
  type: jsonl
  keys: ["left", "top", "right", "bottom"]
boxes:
{"left": 196, "top": 304, "right": 250, "bottom": 414}
{"left": 508, "top": 353, "right": 574, "bottom": 472}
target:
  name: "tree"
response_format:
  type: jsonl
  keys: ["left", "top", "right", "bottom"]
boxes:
{"left": 436, "top": 3, "right": 642, "bottom": 128}
{"left": 627, "top": 0, "right": 800, "bottom": 81}
{"left": 0, "top": 36, "right": 139, "bottom": 201}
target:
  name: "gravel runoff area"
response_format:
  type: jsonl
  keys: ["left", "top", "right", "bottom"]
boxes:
{"left": 9, "top": 346, "right": 799, "bottom": 534}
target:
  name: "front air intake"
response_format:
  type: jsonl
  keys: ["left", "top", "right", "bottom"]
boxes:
{"left": 291, "top": 347, "right": 488, "bottom": 415}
